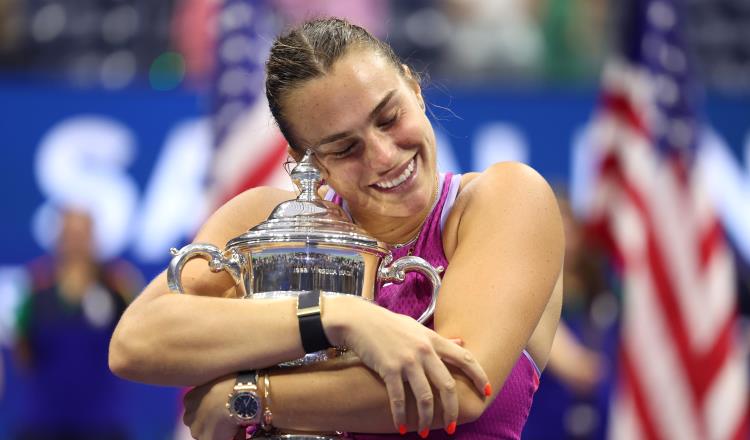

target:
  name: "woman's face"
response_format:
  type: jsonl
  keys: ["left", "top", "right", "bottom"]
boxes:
{"left": 282, "top": 48, "right": 437, "bottom": 219}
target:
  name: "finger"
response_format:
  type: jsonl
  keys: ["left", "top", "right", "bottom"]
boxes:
{"left": 382, "top": 371, "right": 407, "bottom": 434}
{"left": 447, "top": 338, "right": 464, "bottom": 346}
{"left": 423, "top": 354, "right": 459, "bottom": 431}
{"left": 183, "top": 407, "right": 196, "bottom": 430}
{"left": 189, "top": 425, "right": 199, "bottom": 440}
{"left": 437, "top": 342, "right": 490, "bottom": 396}
{"left": 404, "top": 363, "right": 434, "bottom": 436}
{"left": 183, "top": 387, "right": 199, "bottom": 412}
{"left": 232, "top": 426, "right": 247, "bottom": 440}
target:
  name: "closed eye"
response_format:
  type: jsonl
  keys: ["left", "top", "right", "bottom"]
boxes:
{"left": 377, "top": 111, "right": 399, "bottom": 129}
{"left": 332, "top": 142, "right": 358, "bottom": 159}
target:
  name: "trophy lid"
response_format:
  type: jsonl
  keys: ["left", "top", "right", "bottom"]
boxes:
{"left": 226, "top": 150, "right": 388, "bottom": 255}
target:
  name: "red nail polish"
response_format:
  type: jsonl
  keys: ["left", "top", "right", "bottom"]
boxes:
{"left": 419, "top": 428, "right": 429, "bottom": 438}
{"left": 446, "top": 421, "right": 457, "bottom": 435}
{"left": 399, "top": 424, "right": 407, "bottom": 435}
{"left": 484, "top": 383, "right": 492, "bottom": 397}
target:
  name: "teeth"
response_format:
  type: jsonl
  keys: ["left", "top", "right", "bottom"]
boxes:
{"left": 375, "top": 159, "right": 415, "bottom": 189}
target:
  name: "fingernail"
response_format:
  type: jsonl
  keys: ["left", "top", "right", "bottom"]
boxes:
{"left": 419, "top": 428, "right": 429, "bottom": 438}
{"left": 484, "top": 383, "right": 492, "bottom": 397}
{"left": 399, "top": 424, "right": 407, "bottom": 435}
{"left": 446, "top": 421, "right": 457, "bottom": 435}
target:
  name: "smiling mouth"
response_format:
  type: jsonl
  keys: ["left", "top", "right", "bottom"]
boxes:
{"left": 372, "top": 157, "right": 416, "bottom": 190}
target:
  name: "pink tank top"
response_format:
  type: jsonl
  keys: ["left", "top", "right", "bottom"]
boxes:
{"left": 326, "top": 173, "right": 541, "bottom": 439}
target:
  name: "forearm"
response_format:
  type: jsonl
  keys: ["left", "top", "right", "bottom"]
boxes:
{"left": 270, "top": 360, "right": 486, "bottom": 433}
{"left": 110, "top": 284, "right": 305, "bottom": 386}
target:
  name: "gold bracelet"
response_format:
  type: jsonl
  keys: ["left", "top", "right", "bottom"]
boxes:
{"left": 261, "top": 370, "right": 274, "bottom": 431}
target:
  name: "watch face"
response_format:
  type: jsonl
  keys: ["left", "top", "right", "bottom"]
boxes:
{"left": 231, "top": 392, "right": 260, "bottom": 420}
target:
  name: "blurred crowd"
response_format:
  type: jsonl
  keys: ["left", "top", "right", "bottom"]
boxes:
{"left": 0, "top": 0, "right": 748, "bottom": 91}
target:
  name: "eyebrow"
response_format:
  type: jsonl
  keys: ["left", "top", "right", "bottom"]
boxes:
{"left": 314, "top": 89, "right": 398, "bottom": 147}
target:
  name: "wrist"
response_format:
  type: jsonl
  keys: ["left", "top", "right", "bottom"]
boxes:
{"left": 320, "top": 294, "right": 354, "bottom": 347}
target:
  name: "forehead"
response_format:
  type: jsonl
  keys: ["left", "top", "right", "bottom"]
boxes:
{"left": 282, "top": 49, "right": 404, "bottom": 145}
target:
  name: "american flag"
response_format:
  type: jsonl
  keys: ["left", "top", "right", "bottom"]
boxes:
{"left": 174, "top": 2, "right": 290, "bottom": 438}
{"left": 209, "top": 0, "right": 292, "bottom": 207}
{"left": 587, "top": 0, "right": 749, "bottom": 438}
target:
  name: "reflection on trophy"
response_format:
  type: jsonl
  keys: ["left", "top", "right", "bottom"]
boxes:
{"left": 167, "top": 150, "right": 443, "bottom": 439}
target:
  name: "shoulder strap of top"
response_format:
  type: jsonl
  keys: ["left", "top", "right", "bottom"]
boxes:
{"left": 439, "top": 173, "right": 462, "bottom": 232}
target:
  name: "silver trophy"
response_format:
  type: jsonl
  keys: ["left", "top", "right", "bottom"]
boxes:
{"left": 167, "top": 150, "right": 443, "bottom": 438}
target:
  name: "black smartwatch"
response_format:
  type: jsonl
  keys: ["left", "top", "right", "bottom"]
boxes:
{"left": 297, "top": 291, "right": 333, "bottom": 353}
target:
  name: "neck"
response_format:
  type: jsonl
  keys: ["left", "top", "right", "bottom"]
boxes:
{"left": 354, "top": 212, "right": 425, "bottom": 246}
{"left": 56, "top": 259, "right": 97, "bottom": 302}
{"left": 351, "top": 175, "right": 440, "bottom": 246}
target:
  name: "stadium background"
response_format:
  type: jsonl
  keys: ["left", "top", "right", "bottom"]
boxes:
{"left": 1, "top": 0, "right": 749, "bottom": 439}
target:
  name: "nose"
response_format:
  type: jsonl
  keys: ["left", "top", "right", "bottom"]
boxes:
{"left": 363, "top": 129, "right": 399, "bottom": 174}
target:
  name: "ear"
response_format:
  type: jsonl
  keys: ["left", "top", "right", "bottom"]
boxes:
{"left": 401, "top": 64, "right": 424, "bottom": 110}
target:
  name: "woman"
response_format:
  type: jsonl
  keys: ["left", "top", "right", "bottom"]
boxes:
{"left": 109, "top": 18, "right": 564, "bottom": 440}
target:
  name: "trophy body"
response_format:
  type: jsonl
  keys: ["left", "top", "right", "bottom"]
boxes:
{"left": 167, "top": 151, "right": 442, "bottom": 438}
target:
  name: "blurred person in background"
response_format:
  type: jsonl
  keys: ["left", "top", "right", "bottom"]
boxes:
{"left": 535, "top": 0, "right": 607, "bottom": 82}
{"left": 523, "top": 195, "right": 617, "bottom": 440}
{"left": 548, "top": 195, "right": 611, "bottom": 394}
{"left": 13, "top": 207, "right": 142, "bottom": 440}
{"left": 440, "top": 0, "right": 544, "bottom": 81}
{"left": 0, "top": 0, "right": 23, "bottom": 65}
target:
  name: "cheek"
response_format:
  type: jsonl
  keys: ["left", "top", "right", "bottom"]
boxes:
{"left": 396, "top": 113, "right": 431, "bottom": 146}
{"left": 327, "top": 162, "right": 364, "bottom": 188}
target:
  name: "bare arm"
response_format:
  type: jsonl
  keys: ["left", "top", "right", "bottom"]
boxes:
{"left": 182, "top": 162, "right": 565, "bottom": 436}
{"left": 546, "top": 320, "right": 606, "bottom": 394}
{"left": 109, "top": 187, "right": 307, "bottom": 385}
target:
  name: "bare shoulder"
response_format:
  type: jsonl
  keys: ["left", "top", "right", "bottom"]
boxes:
{"left": 466, "top": 161, "right": 551, "bottom": 195}
{"left": 470, "top": 162, "right": 558, "bottom": 229}
{"left": 444, "top": 163, "right": 561, "bottom": 257}
{"left": 194, "top": 186, "right": 297, "bottom": 246}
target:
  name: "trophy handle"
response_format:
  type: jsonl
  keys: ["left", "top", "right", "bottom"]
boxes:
{"left": 167, "top": 243, "right": 243, "bottom": 294}
{"left": 378, "top": 255, "right": 444, "bottom": 324}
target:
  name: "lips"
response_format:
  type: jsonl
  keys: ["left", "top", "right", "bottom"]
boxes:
{"left": 372, "top": 157, "right": 416, "bottom": 190}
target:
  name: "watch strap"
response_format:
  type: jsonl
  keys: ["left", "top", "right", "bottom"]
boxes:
{"left": 297, "top": 293, "right": 332, "bottom": 353}
{"left": 235, "top": 370, "right": 258, "bottom": 389}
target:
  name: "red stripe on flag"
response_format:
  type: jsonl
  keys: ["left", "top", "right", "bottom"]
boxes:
{"left": 600, "top": 92, "right": 649, "bottom": 138}
{"left": 731, "top": 403, "right": 750, "bottom": 440}
{"left": 219, "top": 136, "right": 289, "bottom": 205}
{"left": 699, "top": 218, "right": 724, "bottom": 271}
{"left": 694, "top": 314, "right": 734, "bottom": 403}
{"left": 620, "top": 345, "right": 662, "bottom": 440}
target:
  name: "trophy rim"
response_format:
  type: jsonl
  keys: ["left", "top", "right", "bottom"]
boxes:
{"left": 226, "top": 218, "right": 389, "bottom": 256}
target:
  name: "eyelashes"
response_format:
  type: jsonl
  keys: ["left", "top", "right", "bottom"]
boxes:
{"left": 333, "top": 143, "right": 357, "bottom": 158}
{"left": 329, "top": 109, "right": 403, "bottom": 159}
{"left": 378, "top": 111, "right": 399, "bottom": 128}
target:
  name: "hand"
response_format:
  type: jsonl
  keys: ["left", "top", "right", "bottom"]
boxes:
{"left": 323, "top": 296, "right": 490, "bottom": 434}
{"left": 553, "top": 347, "right": 606, "bottom": 395}
{"left": 183, "top": 374, "right": 246, "bottom": 440}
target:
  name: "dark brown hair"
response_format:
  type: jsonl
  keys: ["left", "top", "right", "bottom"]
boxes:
{"left": 265, "top": 17, "right": 412, "bottom": 150}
